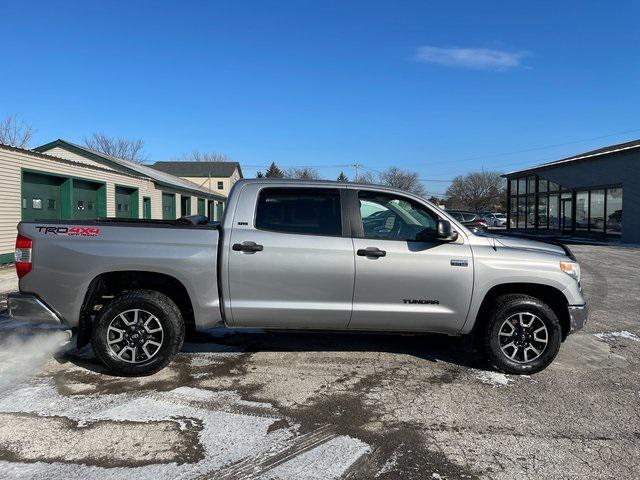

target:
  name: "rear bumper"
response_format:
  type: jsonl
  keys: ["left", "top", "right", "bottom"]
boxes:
{"left": 7, "top": 293, "right": 63, "bottom": 325}
{"left": 568, "top": 304, "right": 588, "bottom": 333}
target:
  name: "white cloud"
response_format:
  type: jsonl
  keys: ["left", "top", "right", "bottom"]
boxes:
{"left": 414, "top": 46, "right": 528, "bottom": 71}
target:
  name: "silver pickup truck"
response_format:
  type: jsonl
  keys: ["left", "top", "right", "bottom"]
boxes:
{"left": 9, "top": 179, "right": 587, "bottom": 376}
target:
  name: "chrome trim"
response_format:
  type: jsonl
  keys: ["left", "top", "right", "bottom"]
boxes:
{"left": 568, "top": 304, "right": 588, "bottom": 333}
{"left": 7, "top": 293, "right": 62, "bottom": 325}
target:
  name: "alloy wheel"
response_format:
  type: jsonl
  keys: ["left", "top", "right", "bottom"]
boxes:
{"left": 498, "top": 312, "right": 548, "bottom": 363}
{"left": 106, "top": 309, "right": 164, "bottom": 364}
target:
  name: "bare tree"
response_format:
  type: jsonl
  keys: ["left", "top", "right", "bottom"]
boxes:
{"left": 284, "top": 167, "right": 321, "bottom": 180}
{"left": 378, "top": 167, "right": 425, "bottom": 196}
{"left": 84, "top": 132, "right": 146, "bottom": 163}
{"left": 445, "top": 171, "right": 505, "bottom": 211}
{"left": 0, "top": 115, "right": 34, "bottom": 148}
{"left": 184, "top": 150, "right": 229, "bottom": 162}
{"left": 352, "top": 171, "right": 377, "bottom": 184}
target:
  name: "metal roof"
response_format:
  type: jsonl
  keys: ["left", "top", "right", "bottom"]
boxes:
{"left": 504, "top": 138, "right": 640, "bottom": 177}
{"left": 151, "top": 161, "right": 243, "bottom": 178}
{"left": 34, "top": 139, "right": 226, "bottom": 200}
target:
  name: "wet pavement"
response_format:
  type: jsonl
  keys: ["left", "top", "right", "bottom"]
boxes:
{"left": 0, "top": 244, "right": 638, "bottom": 479}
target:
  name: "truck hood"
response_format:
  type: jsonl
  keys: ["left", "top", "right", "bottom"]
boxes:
{"left": 490, "top": 235, "right": 567, "bottom": 257}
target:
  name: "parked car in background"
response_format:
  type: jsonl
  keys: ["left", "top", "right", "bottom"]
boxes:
{"left": 481, "top": 212, "right": 510, "bottom": 227}
{"left": 446, "top": 210, "right": 489, "bottom": 232}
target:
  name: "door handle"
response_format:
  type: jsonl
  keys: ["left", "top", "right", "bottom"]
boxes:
{"left": 232, "top": 241, "right": 264, "bottom": 253}
{"left": 357, "top": 247, "right": 386, "bottom": 258}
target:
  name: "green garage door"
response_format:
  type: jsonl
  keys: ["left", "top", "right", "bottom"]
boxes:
{"left": 162, "top": 193, "right": 176, "bottom": 220}
{"left": 115, "top": 186, "right": 138, "bottom": 219}
{"left": 73, "top": 180, "right": 103, "bottom": 220}
{"left": 197, "top": 198, "right": 205, "bottom": 216}
{"left": 22, "top": 172, "right": 64, "bottom": 221}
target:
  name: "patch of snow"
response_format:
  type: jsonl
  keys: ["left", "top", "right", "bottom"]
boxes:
{"left": 432, "top": 473, "right": 444, "bottom": 480}
{"left": 594, "top": 331, "right": 640, "bottom": 342}
{"left": 375, "top": 448, "right": 400, "bottom": 477}
{"left": 475, "top": 370, "right": 513, "bottom": 387}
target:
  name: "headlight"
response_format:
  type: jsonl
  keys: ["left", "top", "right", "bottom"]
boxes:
{"left": 560, "top": 261, "right": 581, "bottom": 282}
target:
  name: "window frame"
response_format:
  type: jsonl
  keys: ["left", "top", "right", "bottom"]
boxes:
{"left": 253, "top": 186, "right": 348, "bottom": 238}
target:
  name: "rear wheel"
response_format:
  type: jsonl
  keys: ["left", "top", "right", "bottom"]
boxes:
{"left": 483, "top": 294, "right": 561, "bottom": 374}
{"left": 91, "top": 289, "right": 184, "bottom": 376}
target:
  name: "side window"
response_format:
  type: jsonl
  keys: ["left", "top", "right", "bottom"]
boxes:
{"left": 255, "top": 188, "right": 342, "bottom": 236}
{"left": 358, "top": 191, "right": 438, "bottom": 241}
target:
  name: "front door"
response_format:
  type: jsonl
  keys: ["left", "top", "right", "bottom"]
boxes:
{"left": 350, "top": 189, "right": 473, "bottom": 333}
{"left": 227, "top": 186, "right": 354, "bottom": 329}
{"left": 561, "top": 197, "right": 573, "bottom": 233}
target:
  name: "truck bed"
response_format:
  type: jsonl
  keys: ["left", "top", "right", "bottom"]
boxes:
{"left": 17, "top": 219, "right": 223, "bottom": 330}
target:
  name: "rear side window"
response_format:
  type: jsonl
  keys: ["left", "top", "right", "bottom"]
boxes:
{"left": 255, "top": 188, "right": 342, "bottom": 236}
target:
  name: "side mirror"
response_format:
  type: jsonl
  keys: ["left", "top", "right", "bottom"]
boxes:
{"left": 416, "top": 220, "right": 459, "bottom": 242}
{"left": 436, "top": 219, "right": 458, "bottom": 242}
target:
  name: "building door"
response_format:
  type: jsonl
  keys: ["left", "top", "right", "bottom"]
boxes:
{"left": 197, "top": 198, "right": 205, "bottom": 216}
{"left": 162, "top": 193, "right": 176, "bottom": 220}
{"left": 143, "top": 197, "right": 152, "bottom": 219}
{"left": 561, "top": 197, "right": 573, "bottom": 234}
{"left": 207, "top": 200, "right": 215, "bottom": 220}
{"left": 180, "top": 196, "right": 191, "bottom": 217}
{"left": 115, "top": 186, "right": 138, "bottom": 219}
{"left": 22, "top": 172, "right": 64, "bottom": 221}
{"left": 73, "top": 180, "right": 101, "bottom": 220}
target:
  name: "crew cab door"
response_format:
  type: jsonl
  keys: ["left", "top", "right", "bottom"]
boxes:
{"left": 349, "top": 189, "right": 473, "bottom": 333}
{"left": 226, "top": 185, "right": 354, "bottom": 329}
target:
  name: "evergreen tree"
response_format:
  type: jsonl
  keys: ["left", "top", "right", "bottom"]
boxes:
{"left": 256, "top": 171, "right": 264, "bottom": 178}
{"left": 265, "top": 162, "right": 284, "bottom": 178}
{"left": 337, "top": 171, "right": 348, "bottom": 182}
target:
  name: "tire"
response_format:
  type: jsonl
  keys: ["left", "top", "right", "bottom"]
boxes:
{"left": 482, "top": 294, "right": 561, "bottom": 374}
{"left": 91, "top": 289, "right": 185, "bottom": 376}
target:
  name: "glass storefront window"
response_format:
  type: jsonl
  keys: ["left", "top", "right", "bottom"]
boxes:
{"left": 517, "top": 196, "right": 526, "bottom": 229}
{"left": 527, "top": 196, "right": 536, "bottom": 227}
{"left": 537, "top": 195, "right": 548, "bottom": 229}
{"left": 510, "top": 179, "right": 517, "bottom": 196}
{"left": 527, "top": 176, "right": 537, "bottom": 195}
{"left": 518, "top": 178, "right": 526, "bottom": 197}
{"left": 589, "top": 190, "right": 605, "bottom": 232}
{"left": 549, "top": 181, "right": 560, "bottom": 192}
{"left": 538, "top": 179, "right": 548, "bottom": 193}
{"left": 548, "top": 194, "right": 559, "bottom": 230}
{"left": 575, "top": 191, "right": 589, "bottom": 231}
{"left": 510, "top": 197, "right": 517, "bottom": 227}
{"left": 606, "top": 188, "right": 622, "bottom": 235}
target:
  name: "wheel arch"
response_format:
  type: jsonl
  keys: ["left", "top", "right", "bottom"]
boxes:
{"left": 470, "top": 283, "right": 571, "bottom": 343}
{"left": 77, "top": 270, "right": 195, "bottom": 347}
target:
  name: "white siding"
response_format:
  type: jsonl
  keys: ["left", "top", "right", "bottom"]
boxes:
{"left": 0, "top": 148, "right": 165, "bottom": 257}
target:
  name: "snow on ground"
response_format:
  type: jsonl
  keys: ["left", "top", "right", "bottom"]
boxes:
{"left": 594, "top": 330, "right": 640, "bottom": 342}
{"left": 474, "top": 370, "right": 513, "bottom": 387}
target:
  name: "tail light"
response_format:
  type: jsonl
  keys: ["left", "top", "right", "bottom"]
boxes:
{"left": 15, "top": 234, "right": 33, "bottom": 278}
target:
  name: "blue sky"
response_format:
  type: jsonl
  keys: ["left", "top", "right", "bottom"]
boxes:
{"left": 1, "top": 1, "right": 639, "bottom": 196}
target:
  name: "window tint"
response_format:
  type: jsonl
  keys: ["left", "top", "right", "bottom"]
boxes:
{"left": 255, "top": 188, "right": 342, "bottom": 236}
{"left": 358, "top": 191, "right": 437, "bottom": 241}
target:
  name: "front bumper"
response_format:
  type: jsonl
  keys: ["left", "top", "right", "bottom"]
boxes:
{"left": 7, "top": 293, "right": 63, "bottom": 325}
{"left": 568, "top": 304, "right": 588, "bottom": 333}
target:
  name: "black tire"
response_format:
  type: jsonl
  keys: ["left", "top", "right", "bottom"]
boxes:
{"left": 91, "top": 289, "right": 185, "bottom": 376}
{"left": 482, "top": 294, "right": 562, "bottom": 374}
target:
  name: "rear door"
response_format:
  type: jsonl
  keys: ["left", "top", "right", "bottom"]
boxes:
{"left": 227, "top": 186, "right": 354, "bottom": 329}
{"left": 350, "top": 189, "right": 473, "bottom": 334}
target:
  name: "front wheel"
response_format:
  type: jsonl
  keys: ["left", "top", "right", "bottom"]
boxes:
{"left": 91, "top": 289, "right": 185, "bottom": 376}
{"left": 483, "top": 294, "right": 562, "bottom": 374}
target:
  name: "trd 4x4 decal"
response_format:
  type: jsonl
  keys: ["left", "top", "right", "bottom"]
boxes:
{"left": 36, "top": 226, "right": 101, "bottom": 237}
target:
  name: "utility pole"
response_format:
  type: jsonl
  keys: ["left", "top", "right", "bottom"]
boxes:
{"left": 353, "top": 162, "right": 361, "bottom": 181}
